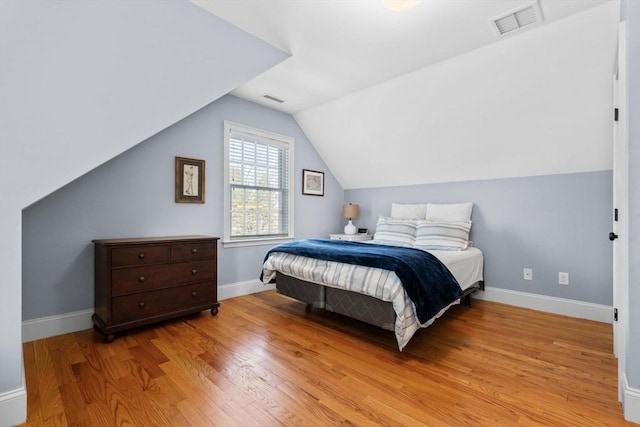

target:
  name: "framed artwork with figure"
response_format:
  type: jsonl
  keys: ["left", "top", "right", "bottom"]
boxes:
{"left": 175, "top": 156, "right": 205, "bottom": 203}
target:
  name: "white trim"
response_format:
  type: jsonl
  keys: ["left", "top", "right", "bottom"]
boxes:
{"left": 21, "top": 284, "right": 611, "bottom": 342}
{"left": 473, "top": 286, "right": 612, "bottom": 323}
{"left": 222, "top": 120, "right": 295, "bottom": 246}
{"left": 623, "top": 374, "right": 640, "bottom": 423}
{"left": 222, "top": 236, "right": 293, "bottom": 249}
{"left": 0, "top": 386, "right": 26, "bottom": 427}
{"left": 21, "top": 281, "right": 275, "bottom": 342}
{"left": 22, "top": 308, "right": 93, "bottom": 343}
{"left": 218, "top": 279, "right": 275, "bottom": 301}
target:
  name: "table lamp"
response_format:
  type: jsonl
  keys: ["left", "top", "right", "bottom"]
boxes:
{"left": 342, "top": 203, "right": 359, "bottom": 235}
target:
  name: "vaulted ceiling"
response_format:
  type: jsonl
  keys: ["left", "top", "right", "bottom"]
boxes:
{"left": 193, "top": 0, "right": 611, "bottom": 114}
{"left": 192, "top": 0, "right": 619, "bottom": 189}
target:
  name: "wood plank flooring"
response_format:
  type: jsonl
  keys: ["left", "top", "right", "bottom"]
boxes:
{"left": 21, "top": 290, "right": 633, "bottom": 426}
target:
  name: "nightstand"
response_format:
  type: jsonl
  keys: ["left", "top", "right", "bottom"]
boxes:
{"left": 329, "top": 233, "right": 373, "bottom": 242}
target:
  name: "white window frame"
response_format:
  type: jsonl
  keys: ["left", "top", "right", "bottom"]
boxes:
{"left": 223, "top": 120, "right": 294, "bottom": 248}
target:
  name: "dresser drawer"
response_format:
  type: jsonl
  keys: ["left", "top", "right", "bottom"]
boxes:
{"left": 111, "top": 260, "right": 215, "bottom": 296}
{"left": 111, "top": 245, "right": 169, "bottom": 267}
{"left": 171, "top": 242, "right": 216, "bottom": 261}
{"left": 93, "top": 235, "right": 220, "bottom": 342}
{"left": 111, "top": 281, "right": 215, "bottom": 324}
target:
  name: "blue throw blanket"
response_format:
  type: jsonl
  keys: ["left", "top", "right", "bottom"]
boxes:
{"left": 262, "top": 239, "right": 463, "bottom": 323}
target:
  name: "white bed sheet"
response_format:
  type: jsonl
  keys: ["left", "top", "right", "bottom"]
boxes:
{"left": 426, "top": 247, "right": 484, "bottom": 290}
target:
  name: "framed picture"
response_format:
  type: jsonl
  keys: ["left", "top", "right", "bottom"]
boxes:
{"left": 302, "top": 169, "right": 324, "bottom": 196}
{"left": 175, "top": 156, "right": 205, "bottom": 203}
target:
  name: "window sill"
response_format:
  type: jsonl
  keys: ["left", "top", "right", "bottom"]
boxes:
{"left": 222, "top": 236, "right": 295, "bottom": 248}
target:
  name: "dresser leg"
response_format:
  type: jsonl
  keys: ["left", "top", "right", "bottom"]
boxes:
{"left": 210, "top": 307, "right": 219, "bottom": 316}
{"left": 103, "top": 334, "right": 115, "bottom": 344}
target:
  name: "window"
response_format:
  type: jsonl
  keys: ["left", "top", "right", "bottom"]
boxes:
{"left": 223, "top": 121, "right": 294, "bottom": 247}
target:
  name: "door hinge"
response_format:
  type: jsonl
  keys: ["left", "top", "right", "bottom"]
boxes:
{"left": 615, "top": 108, "right": 619, "bottom": 122}
{"left": 614, "top": 208, "right": 618, "bottom": 222}
{"left": 614, "top": 308, "right": 618, "bottom": 322}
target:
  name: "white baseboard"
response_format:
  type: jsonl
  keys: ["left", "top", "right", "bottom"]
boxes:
{"left": 473, "top": 286, "right": 612, "bottom": 323}
{"left": 24, "top": 283, "right": 609, "bottom": 342}
{"left": 218, "top": 279, "right": 275, "bottom": 301}
{"left": 22, "top": 281, "right": 275, "bottom": 342}
{"left": 623, "top": 374, "right": 640, "bottom": 423}
{"left": 0, "top": 378, "right": 26, "bottom": 427}
{"left": 22, "top": 308, "right": 94, "bottom": 343}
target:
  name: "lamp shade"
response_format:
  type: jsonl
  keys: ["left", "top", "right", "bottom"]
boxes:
{"left": 342, "top": 204, "right": 359, "bottom": 219}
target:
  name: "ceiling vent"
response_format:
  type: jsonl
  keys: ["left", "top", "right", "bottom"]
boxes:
{"left": 262, "top": 93, "right": 286, "bottom": 104}
{"left": 491, "top": 1, "right": 544, "bottom": 36}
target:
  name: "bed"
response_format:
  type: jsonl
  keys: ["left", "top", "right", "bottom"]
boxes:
{"left": 261, "top": 202, "right": 484, "bottom": 350}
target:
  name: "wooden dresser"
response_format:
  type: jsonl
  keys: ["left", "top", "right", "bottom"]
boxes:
{"left": 92, "top": 235, "right": 220, "bottom": 342}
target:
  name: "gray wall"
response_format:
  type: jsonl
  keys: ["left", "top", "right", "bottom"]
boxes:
{"left": 22, "top": 95, "right": 343, "bottom": 320}
{"left": 346, "top": 171, "right": 612, "bottom": 305}
{"left": 624, "top": 0, "right": 640, "bottom": 390}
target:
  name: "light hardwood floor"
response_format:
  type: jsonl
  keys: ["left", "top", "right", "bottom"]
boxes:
{"left": 21, "top": 290, "right": 633, "bottom": 426}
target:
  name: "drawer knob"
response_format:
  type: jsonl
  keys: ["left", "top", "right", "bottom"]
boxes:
{"left": 138, "top": 276, "right": 146, "bottom": 282}
{"left": 138, "top": 253, "right": 145, "bottom": 259}
{"left": 191, "top": 291, "right": 197, "bottom": 297}
{"left": 191, "top": 269, "right": 198, "bottom": 275}
{"left": 191, "top": 248, "right": 198, "bottom": 254}
{"left": 138, "top": 302, "right": 146, "bottom": 308}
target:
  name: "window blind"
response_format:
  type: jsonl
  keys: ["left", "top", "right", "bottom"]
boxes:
{"left": 224, "top": 122, "right": 293, "bottom": 244}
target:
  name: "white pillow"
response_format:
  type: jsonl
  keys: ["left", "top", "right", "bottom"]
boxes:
{"left": 390, "top": 203, "right": 429, "bottom": 219}
{"left": 425, "top": 203, "right": 473, "bottom": 221}
{"left": 414, "top": 219, "right": 471, "bottom": 251}
{"left": 373, "top": 216, "right": 417, "bottom": 247}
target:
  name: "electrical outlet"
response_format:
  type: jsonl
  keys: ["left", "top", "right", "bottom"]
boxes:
{"left": 559, "top": 272, "right": 569, "bottom": 285}
{"left": 523, "top": 268, "right": 533, "bottom": 281}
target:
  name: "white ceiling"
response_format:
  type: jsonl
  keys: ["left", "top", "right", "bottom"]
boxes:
{"left": 191, "top": 0, "right": 611, "bottom": 115}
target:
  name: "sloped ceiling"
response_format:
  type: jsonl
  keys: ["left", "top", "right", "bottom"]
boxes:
{"left": 0, "top": 0, "right": 289, "bottom": 209}
{"left": 194, "top": 0, "right": 619, "bottom": 189}
{"left": 296, "top": 1, "right": 620, "bottom": 188}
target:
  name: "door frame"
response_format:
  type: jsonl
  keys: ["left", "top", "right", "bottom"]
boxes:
{"left": 612, "top": 20, "right": 628, "bottom": 403}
